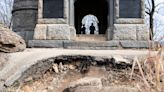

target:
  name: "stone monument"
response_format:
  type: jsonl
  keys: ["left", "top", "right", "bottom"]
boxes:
{"left": 12, "top": 0, "right": 150, "bottom": 49}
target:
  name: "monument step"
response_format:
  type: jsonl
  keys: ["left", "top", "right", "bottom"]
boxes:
{"left": 75, "top": 34, "right": 106, "bottom": 41}
{"left": 28, "top": 40, "right": 156, "bottom": 49}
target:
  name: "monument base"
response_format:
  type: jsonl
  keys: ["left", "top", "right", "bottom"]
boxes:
{"left": 33, "top": 24, "right": 75, "bottom": 40}
{"left": 113, "top": 24, "right": 149, "bottom": 41}
{"left": 28, "top": 40, "right": 156, "bottom": 49}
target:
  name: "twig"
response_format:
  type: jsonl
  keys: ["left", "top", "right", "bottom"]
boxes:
{"left": 135, "top": 57, "right": 151, "bottom": 88}
{"left": 155, "top": 49, "right": 162, "bottom": 92}
{"left": 130, "top": 58, "right": 136, "bottom": 80}
{"left": 136, "top": 84, "right": 143, "bottom": 92}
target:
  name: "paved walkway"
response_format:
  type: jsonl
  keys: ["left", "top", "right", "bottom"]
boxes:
{"left": 0, "top": 48, "right": 163, "bottom": 87}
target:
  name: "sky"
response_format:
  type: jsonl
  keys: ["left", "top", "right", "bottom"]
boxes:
{"left": 152, "top": 0, "right": 164, "bottom": 43}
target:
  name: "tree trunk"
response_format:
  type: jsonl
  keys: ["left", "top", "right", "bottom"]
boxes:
{"left": 149, "top": 14, "right": 154, "bottom": 40}
{"left": 149, "top": 0, "right": 155, "bottom": 40}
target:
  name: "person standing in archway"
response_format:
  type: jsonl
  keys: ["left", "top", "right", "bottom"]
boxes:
{"left": 81, "top": 24, "right": 86, "bottom": 34}
{"left": 89, "top": 23, "right": 95, "bottom": 34}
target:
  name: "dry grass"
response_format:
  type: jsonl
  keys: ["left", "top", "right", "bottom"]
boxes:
{"left": 130, "top": 43, "right": 164, "bottom": 92}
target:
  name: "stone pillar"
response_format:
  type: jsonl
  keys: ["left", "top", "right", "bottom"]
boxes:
{"left": 12, "top": 0, "right": 38, "bottom": 42}
{"left": 69, "top": 0, "right": 75, "bottom": 26}
{"left": 69, "top": 0, "right": 76, "bottom": 40}
{"left": 107, "top": 0, "right": 114, "bottom": 40}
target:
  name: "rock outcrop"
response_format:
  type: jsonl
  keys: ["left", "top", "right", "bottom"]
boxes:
{"left": 0, "top": 24, "right": 26, "bottom": 53}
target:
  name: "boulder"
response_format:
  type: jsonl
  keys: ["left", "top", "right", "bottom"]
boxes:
{"left": 0, "top": 25, "right": 26, "bottom": 53}
{"left": 0, "top": 53, "right": 8, "bottom": 70}
{"left": 69, "top": 77, "right": 102, "bottom": 88}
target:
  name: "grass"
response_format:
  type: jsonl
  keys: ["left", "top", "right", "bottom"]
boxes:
{"left": 130, "top": 42, "right": 164, "bottom": 92}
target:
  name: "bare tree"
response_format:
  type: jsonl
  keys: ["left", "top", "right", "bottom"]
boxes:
{"left": 145, "top": 0, "right": 164, "bottom": 40}
{"left": 0, "top": 0, "right": 13, "bottom": 28}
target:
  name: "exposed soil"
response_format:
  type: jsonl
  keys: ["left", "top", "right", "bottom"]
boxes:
{"left": 6, "top": 54, "right": 164, "bottom": 92}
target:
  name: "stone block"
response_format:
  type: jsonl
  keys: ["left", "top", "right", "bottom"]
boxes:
{"left": 16, "top": 31, "right": 34, "bottom": 43}
{"left": 28, "top": 40, "right": 64, "bottom": 48}
{"left": 113, "top": 24, "right": 136, "bottom": 40}
{"left": 69, "top": 26, "right": 76, "bottom": 40}
{"left": 33, "top": 24, "right": 47, "bottom": 40}
{"left": 27, "top": 40, "right": 152, "bottom": 49}
{"left": 119, "top": 40, "right": 150, "bottom": 48}
{"left": 136, "top": 24, "right": 149, "bottom": 40}
{"left": 47, "top": 24, "right": 71, "bottom": 40}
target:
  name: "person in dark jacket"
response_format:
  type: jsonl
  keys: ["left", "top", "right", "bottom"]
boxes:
{"left": 89, "top": 23, "right": 95, "bottom": 34}
{"left": 81, "top": 24, "right": 86, "bottom": 34}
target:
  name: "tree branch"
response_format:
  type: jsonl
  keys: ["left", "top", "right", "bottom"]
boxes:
{"left": 155, "top": 3, "right": 164, "bottom": 8}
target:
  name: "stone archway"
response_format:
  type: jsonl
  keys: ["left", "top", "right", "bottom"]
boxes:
{"left": 74, "top": 0, "right": 108, "bottom": 34}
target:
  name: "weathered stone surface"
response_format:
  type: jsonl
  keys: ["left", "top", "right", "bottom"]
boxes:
{"left": 47, "top": 24, "right": 70, "bottom": 40}
{"left": 113, "top": 24, "right": 149, "bottom": 41}
{"left": 28, "top": 40, "right": 153, "bottom": 49}
{"left": 12, "top": 0, "right": 37, "bottom": 42}
{"left": 113, "top": 24, "right": 136, "bottom": 40}
{"left": 38, "top": 19, "right": 66, "bottom": 24}
{"left": 52, "top": 64, "right": 59, "bottom": 73}
{"left": 136, "top": 24, "right": 149, "bottom": 40}
{"left": 32, "top": 24, "right": 72, "bottom": 40}
{"left": 0, "top": 82, "right": 6, "bottom": 92}
{"left": 69, "top": 26, "right": 76, "bottom": 40}
{"left": 0, "top": 53, "right": 8, "bottom": 71}
{"left": 71, "top": 86, "right": 139, "bottom": 92}
{"left": 16, "top": 31, "right": 34, "bottom": 42}
{"left": 33, "top": 24, "right": 47, "bottom": 40}
{"left": 28, "top": 40, "right": 64, "bottom": 48}
{"left": 112, "top": 55, "right": 131, "bottom": 64}
{"left": 119, "top": 40, "right": 150, "bottom": 48}
{"left": 0, "top": 27, "right": 26, "bottom": 53}
{"left": 69, "top": 77, "right": 102, "bottom": 88}
{"left": 115, "top": 19, "right": 144, "bottom": 24}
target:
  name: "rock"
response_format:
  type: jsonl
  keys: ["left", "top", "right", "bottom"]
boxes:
{"left": 64, "top": 77, "right": 102, "bottom": 92}
{"left": 69, "top": 77, "right": 102, "bottom": 88}
{"left": 0, "top": 82, "right": 6, "bottom": 92}
{"left": 53, "top": 64, "right": 59, "bottom": 73}
{"left": 0, "top": 53, "right": 8, "bottom": 71}
{"left": 47, "top": 86, "right": 54, "bottom": 90}
{"left": 0, "top": 26, "right": 26, "bottom": 53}
{"left": 69, "top": 64, "right": 76, "bottom": 70}
{"left": 63, "top": 65, "right": 69, "bottom": 71}
{"left": 24, "top": 76, "right": 33, "bottom": 82}
{"left": 112, "top": 55, "right": 131, "bottom": 64}
{"left": 22, "top": 85, "right": 33, "bottom": 92}
{"left": 67, "top": 86, "right": 139, "bottom": 92}
{"left": 59, "top": 62, "right": 64, "bottom": 72}
{"left": 109, "top": 55, "right": 132, "bottom": 69}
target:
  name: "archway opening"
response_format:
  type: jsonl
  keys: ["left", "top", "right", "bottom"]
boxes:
{"left": 74, "top": 0, "right": 108, "bottom": 34}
